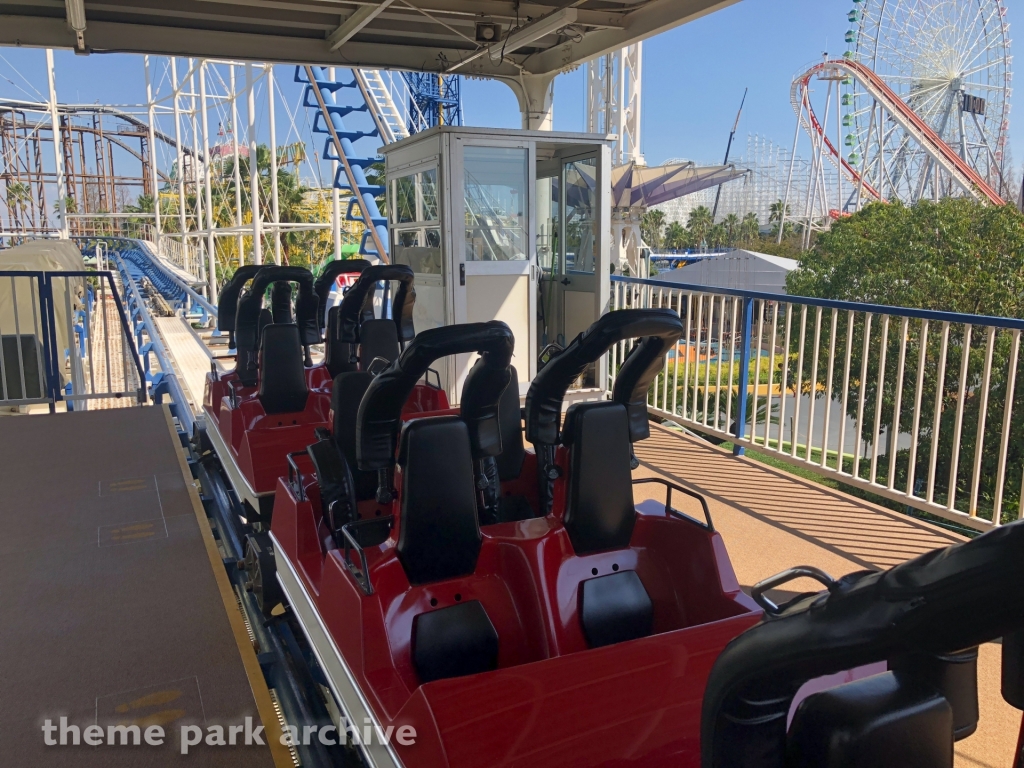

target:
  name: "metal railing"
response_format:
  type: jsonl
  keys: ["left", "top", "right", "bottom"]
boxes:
{"left": 610, "top": 275, "right": 1024, "bottom": 532}
{"left": 0, "top": 270, "right": 145, "bottom": 412}
{"left": 106, "top": 249, "right": 201, "bottom": 436}
{"left": 156, "top": 234, "right": 205, "bottom": 282}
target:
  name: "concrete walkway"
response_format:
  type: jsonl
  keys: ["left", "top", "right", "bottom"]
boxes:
{"left": 633, "top": 423, "right": 1017, "bottom": 768}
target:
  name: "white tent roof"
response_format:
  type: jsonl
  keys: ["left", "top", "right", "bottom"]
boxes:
{"left": 656, "top": 249, "right": 797, "bottom": 294}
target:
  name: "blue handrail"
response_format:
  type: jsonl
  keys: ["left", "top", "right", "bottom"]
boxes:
{"left": 612, "top": 275, "right": 1024, "bottom": 331}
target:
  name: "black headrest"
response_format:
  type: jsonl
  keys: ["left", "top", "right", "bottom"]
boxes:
{"left": 525, "top": 309, "right": 683, "bottom": 447}
{"left": 562, "top": 402, "right": 635, "bottom": 553}
{"left": 217, "top": 264, "right": 263, "bottom": 333}
{"left": 358, "top": 319, "right": 400, "bottom": 369}
{"left": 701, "top": 519, "right": 1024, "bottom": 768}
{"left": 397, "top": 416, "right": 482, "bottom": 584}
{"left": 356, "top": 321, "right": 514, "bottom": 472}
{"left": 236, "top": 266, "right": 319, "bottom": 361}
{"left": 314, "top": 258, "right": 372, "bottom": 338}
{"left": 270, "top": 281, "right": 294, "bottom": 324}
{"left": 324, "top": 306, "right": 356, "bottom": 377}
{"left": 460, "top": 356, "right": 515, "bottom": 460}
{"left": 336, "top": 264, "right": 416, "bottom": 347}
{"left": 257, "top": 324, "right": 310, "bottom": 415}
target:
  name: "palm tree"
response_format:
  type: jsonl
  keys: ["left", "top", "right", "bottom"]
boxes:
{"left": 687, "top": 205, "right": 713, "bottom": 246}
{"left": 740, "top": 212, "right": 760, "bottom": 243}
{"left": 769, "top": 199, "right": 792, "bottom": 237}
{"left": 722, "top": 213, "right": 740, "bottom": 245}
{"left": 641, "top": 208, "right": 666, "bottom": 249}
{"left": 663, "top": 221, "right": 687, "bottom": 251}
{"left": 6, "top": 181, "right": 30, "bottom": 232}
{"left": 707, "top": 223, "right": 727, "bottom": 249}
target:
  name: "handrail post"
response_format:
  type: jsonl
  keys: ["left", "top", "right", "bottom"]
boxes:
{"left": 733, "top": 296, "right": 753, "bottom": 456}
{"left": 38, "top": 274, "right": 61, "bottom": 412}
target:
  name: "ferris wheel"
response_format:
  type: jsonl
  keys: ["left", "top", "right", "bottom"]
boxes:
{"left": 842, "top": 0, "right": 1012, "bottom": 202}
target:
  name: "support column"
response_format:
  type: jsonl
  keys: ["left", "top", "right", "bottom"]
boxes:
{"left": 247, "top": 63, "right": 262, "bottom": 266}
{"left": 171, "top": 58, "right": 188, "bottom": 242}
{"left": 505, "top": 73, "right": 555, "bottom": 131}
{"left": 230, "top": 65, "right": 243, "bottom": 265}
{"left": 329, "top": 66, "right": 341, "bottom": 260}
{"left": 45, "top": 49, "right": 68, "bottom": 239}
{"left": 144, "top": 55, "right": 161, "bottom": 248}
{"left": 199, "top": 62, "right": 217, "bottom": 301}
{"left": 266, "top": 65, "right": 281, "bottom": 265}
{"left": 189, "top": 59, "right": 207, "bottom": 294}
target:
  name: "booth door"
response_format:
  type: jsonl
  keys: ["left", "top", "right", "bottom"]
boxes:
{"left": 561, "top": 154, "right": 600, "bottom": 348}
{"left": 451, "top": 141, "right": 535, "bottom": 401}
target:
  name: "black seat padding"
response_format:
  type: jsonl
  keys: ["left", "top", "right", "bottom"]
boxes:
{"left": 324, "top": 306, "right": 356, "bottom": 378}
{"left": 561, "top": 402, "right": 636, "bottom": 553}
{"left": 258, "top": 324, "right": 309, "bottom": 414}
{"left": 306, "top": 437, "right": 358, "bottom": 542}
{"left": 359, "top": 318, "right": 400, "bottom": 368}
{"left": 397, "top": 416, "right": 482, "bottom": 585}
{"left": 787, "top": 672, "right": 953, "bottom": 768}
{"left": 579, "top": 570, "right": 653, "bottom": 648}
{"left": 412, "top": 600, "right": 499, "bottom": 684}
{"left": 332, "top": 371, "right": 376, "bottom": 500}
{"left": 495, "top": 366, "right": 525, "bottom": 482}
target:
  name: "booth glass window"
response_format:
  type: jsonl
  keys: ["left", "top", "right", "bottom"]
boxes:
{"left": 391, "top": 168, "right": 439, "bottom": 225}
{"left": 393, "top": 228, "right": 442, "bottom": 276}
{"left": 564, "top": 157, "right": 597, "bottom": 274}
{"left": 463, "top": 146, "right": 528, "bottom": 261}
{"left": 536, "top": 175, "right": 559, "bottom": 273}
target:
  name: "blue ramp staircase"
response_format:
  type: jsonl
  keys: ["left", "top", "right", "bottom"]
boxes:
{"left": 295, "top": 66, "right": 389, "bottom": 261}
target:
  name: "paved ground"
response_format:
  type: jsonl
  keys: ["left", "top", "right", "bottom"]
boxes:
{"left": 0, "top": 406, "right": 286, "bottom": 766}
{"left": 633, "top": 423, "right": 1018, "bottom": 768}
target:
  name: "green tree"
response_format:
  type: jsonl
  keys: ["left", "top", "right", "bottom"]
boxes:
{"left": 707, "top": 223, "right": 727, "bottom": 249}
{"left": 6, "top": 181, "right": 31, "bottom": 231}
{"left": 641, "top": 208, "right": 666, "bottom": 249}
{"left": 722, "top": 213, "right": 741, "bottom": 245}
{"left": 769, "top": 199, "right": 790, "bottom": 233}
{"left": 786, "top": 198, "right": 1024, "bottom": 522}
{"left": 687, "top": 205, "right": 713, "bottom": 246}
{"left": 663, "top": 221, "right": 688, "bottom": 250}
{"left": 740, "top": 212, "right": 760, "bottom": 243}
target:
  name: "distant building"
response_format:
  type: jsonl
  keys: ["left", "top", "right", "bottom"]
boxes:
{"left": 655, "top": 249, "right": 797, "bottom": 294}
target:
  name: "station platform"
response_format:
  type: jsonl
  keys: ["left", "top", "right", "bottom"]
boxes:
{"left": 0, "top": 405, "right": 291, "bottom": 766}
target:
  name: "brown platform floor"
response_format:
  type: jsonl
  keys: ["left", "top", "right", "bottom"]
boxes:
{"left": 0, "top": 405, "right": 289, "bottom": 766}
{"left": 634, "top": 423, "right": 1018, "bottom": 768}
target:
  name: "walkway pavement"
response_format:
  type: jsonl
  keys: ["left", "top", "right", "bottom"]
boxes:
{"left": 633, "top": 423, "right": 1017, "bottom": 768}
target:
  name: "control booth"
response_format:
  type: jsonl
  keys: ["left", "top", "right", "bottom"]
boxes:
{"left": 380, "top": 126, "right": 612, "bottom": 403}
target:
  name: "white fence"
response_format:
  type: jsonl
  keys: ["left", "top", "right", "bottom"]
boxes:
{"left": 610, "top": 276, "right": 1024, "bottom": 532}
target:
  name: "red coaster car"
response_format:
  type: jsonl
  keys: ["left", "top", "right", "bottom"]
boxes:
{"left": 203, "top": 263, "right": 442, "bottom": 520}
{"left": 272, "top": 310, "right": 760, "bottom": 768}
{"left": 203, "top": 266, "right": 328, "bottom": 519}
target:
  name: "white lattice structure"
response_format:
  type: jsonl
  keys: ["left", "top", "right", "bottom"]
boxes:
{"left": 586, "top": 42, "right": 644, "bottom": 167}
{"left": 654, "top": 135, "right": 816, "bottom": 232}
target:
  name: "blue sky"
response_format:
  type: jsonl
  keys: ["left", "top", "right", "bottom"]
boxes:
{"left": 0, "top": 0, "right": 1017, "bottom": 180}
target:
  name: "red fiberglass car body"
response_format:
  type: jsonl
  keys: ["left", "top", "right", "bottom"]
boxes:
{"left": 270, "top": 311, "right": 761, "bottom": 768}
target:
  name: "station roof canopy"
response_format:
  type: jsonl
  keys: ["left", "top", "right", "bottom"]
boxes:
{"left": 0, "top": 0, "right": 737, "bottom": 76}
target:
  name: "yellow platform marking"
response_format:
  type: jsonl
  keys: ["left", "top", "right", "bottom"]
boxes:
{"left": 115, "top": 688, "right": 183, "bottom": 713}
{"left": 162, "top": 406, "right": 292, "bottom": 768}
{"left": 108, "top": 478, "right": 150, "bottom": 493}
{"left": 110, "top": 522, "right": 158, "bottom": 542}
